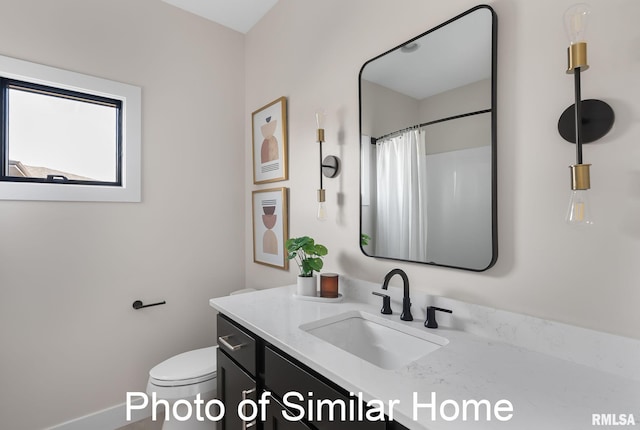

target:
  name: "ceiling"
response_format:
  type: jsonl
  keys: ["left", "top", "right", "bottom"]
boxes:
{"left": 361, "top": 8, "right": 492, "bottom": 100}
{"left": 161, "top": 0, "right": 279, "bottom": 33}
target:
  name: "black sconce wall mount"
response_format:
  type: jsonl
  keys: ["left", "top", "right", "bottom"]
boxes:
{"left": 315, "top": 111, "right": 341, "bottom": 221}
{"left": 557, "top": 3, "right": 614, "bottom": 226}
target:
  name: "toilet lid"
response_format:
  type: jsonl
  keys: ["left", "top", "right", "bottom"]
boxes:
{"left": 149, "top": 346, "right": 217, "bottom": 382}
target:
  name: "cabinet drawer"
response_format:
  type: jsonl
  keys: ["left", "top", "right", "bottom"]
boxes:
{"left": 264, "top": 346, "right": 386, "bottom": 430}
{"left": 217, "top": 314, "right": 256, "bottom": 376}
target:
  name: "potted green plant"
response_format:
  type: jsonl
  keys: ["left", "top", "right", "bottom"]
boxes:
{"left": 361, "top": 233, "right": 371, "bottom": 246}
{"left": 286, "top": 236, "right": 328, "bottom": 296}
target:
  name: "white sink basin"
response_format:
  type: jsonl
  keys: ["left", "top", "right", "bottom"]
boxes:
{"left": 299, "top": 310, "right": 448, "bottom": 370}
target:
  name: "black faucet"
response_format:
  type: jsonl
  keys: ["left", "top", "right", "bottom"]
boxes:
{"left": 381, "top": 268, "right": 413, "bottom": 321}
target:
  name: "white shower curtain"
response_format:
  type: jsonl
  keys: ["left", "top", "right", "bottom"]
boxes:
{"left": 375, "top": 129, "right": 428, "bottom": 261}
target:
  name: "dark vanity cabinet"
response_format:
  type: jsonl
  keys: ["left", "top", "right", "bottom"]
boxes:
{"left": 216, "top": 314, "right": 409, "bottom": 430}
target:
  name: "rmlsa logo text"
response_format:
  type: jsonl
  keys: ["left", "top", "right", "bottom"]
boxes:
{"left": 592, "top": 413, "right": 636, "bottom": 426}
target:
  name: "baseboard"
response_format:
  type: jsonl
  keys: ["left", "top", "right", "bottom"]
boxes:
{"left": 45, "top": 398, "right": 150, "bottom": 430}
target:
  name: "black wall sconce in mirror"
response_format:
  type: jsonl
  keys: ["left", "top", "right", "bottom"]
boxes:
{"left": 315, "top": 110, "right": 340, "bottom": 221}
{"left": 557, "top": 3, "right": 615, "bottom": 226}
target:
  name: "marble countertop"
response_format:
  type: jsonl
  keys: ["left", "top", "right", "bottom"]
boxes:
{"left": 210, "top": 278, "right": 640, "bottom": 430}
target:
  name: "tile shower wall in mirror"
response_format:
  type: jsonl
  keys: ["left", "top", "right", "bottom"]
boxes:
{"left": 359, "top": 5, "right": 497, "bottom": 271}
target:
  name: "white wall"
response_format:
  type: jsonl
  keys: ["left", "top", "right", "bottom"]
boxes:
{"left": 0, "top": 1, "right": 245, "bottom": 429}
{"left": 244, "top": 0, "right": 640, "bottom": 340}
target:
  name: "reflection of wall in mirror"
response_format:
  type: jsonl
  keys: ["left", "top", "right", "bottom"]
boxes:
{"left": 424, "top": 112, "right": 491, "bottom": 154}
{"left": 360, "top": 135, "right": 376, "bottom": 255}
{"left": 420, "top": 79, "right": 492, "bottom": 268}
{"left": 420, "top": 78, "right": 491, "bottom": 154}
{"left": 361, "top": 80, "right": 419, "bottom": 138}
{"left": 418, "top": 79, "right": 490, "bottom": 124}
{"left": 362, "top": 78, "right": 490, "bottom": 143}
{"left": 425, "top": 145, "right": 492, "bottom": 269}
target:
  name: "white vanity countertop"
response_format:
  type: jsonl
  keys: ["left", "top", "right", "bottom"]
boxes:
{"left": 210, "top": 280, "right": 640, "bottom": 430}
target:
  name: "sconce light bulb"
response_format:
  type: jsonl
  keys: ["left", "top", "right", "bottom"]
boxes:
{"left": 564, "top": 3, "right": 591, "bottom": 45}
{"left": 317, "top": 201, "right": 328, "bottom": 221}
{"left": 317, "top": 188, "right": 327, "bottom": 221}
{"left": 566, "top": 189, "right": 593, "bottom": 226}
{"left": 315, "top": 110, "right": 326, "bottom": 130}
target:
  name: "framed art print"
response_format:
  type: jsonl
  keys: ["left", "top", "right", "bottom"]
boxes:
{"left": 252, "top": 97, "right": 288, "bottom": 184}
{"left": 252, "top": 187, "right": 288, "bottom": 270}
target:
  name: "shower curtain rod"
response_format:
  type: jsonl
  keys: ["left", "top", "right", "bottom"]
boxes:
{"left": 372, "top": 108, "right": 491, "bottom": 143}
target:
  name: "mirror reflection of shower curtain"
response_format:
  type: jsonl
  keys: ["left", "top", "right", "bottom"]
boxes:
{"left": 375, "top": 129, "right": 428, "bottom": 260}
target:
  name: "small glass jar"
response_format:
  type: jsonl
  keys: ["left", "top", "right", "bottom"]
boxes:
{"left": 320, "top": 273, "right": 339, "bottom": 298}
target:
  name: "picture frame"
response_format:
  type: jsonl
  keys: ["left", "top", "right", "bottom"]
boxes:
{"left": 252, "top": 97, "right": 288, "bottom": 184}
{"left": 252, "top": 187, "right": 289, "bottom": 270}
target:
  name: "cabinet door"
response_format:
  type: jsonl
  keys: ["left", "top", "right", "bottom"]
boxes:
{"left": 217, "top": 349, "right": 257, "bottom": 430}
{"left": 386, "top": 421, "right": 410, "bottom": 430}
{"left": 264, "top": 396, "right": 312, "bottom": 430}
{"left": 264, "top": 346, "right": 386, "bottom": 430}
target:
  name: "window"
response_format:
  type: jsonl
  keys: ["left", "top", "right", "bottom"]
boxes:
{"left": 2, "top": 79, "right": 122, "bottom": 185}
{"left": 0, "top": 54, "right": 141, "bottom": 202}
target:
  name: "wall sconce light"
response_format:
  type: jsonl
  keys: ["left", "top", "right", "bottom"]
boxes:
{"left": 315, "top": 110, "right": 340, "bottom": 221}
{"left": 557, "top": 3, "right": 614, "bottom": 226}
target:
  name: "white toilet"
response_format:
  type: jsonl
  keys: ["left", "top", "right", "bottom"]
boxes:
{"left": 147, "top": 346, "right": 218, "bottom": 430}
{"left": 146, "top": 288, "right": 255, "bottom": 430}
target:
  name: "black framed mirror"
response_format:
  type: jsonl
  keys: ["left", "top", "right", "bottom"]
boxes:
{"left": 359, "top": 5, "right": 497, "bottom": 271}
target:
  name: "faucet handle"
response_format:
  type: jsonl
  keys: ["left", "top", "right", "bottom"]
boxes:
{"left": 371, "top": 291, "right": 392, "bottom": 315}
{"left": 425, "top": 306, "right": 452, "bottom": 329}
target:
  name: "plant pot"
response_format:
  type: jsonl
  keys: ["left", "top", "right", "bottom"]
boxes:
{"left": 296, "top": 274, "right": 317, "bottom": 296}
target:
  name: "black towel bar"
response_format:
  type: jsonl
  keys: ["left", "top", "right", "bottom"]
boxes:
{"left": 132, "top": 300, "right": 166, "bottom": 310}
